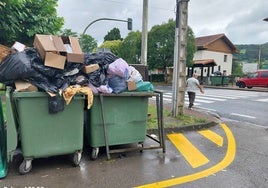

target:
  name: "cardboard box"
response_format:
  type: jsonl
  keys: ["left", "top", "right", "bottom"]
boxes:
{"left": 12, "top": 41, "right": 26, "bottom": 52}
{"left": 82, "top": 64, "right": 99, "bottom": 74}
{"left": 15, "top": 81, "right": 38, "bottom": 92}
{"left": 61, "top": 36, "right": 84, "bottom": 63}
{"left": 0, "top": 44, "right": 11, "bottom": 63}
{"left": 127, "top": 81, "right": 137, "bottom": 91}
{"left": 33, "top": 34, "right": 67, "bottom": 69}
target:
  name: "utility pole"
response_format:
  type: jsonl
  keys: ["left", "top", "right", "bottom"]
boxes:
{"left": 258, "top": 44, "right": 261, "bottom": 70}
{"left": 172, "top": 0, "right": 189, "bottom": 117}
{"left": 141, "top": 0, "right": 148, "bottom": 65}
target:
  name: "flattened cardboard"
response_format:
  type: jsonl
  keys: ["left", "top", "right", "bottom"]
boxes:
{"left": 15, "top": 81, "right": 38, "bottom": 92}
{"left": 127, "top": 81, "right": 137, "bottom": 91}
{"left": 82, "top": 64, "right": 99, "bottom": 74}
{"left": 45, "top": 52, "right": 66, "bottom": 69}
{"left": 0, "top": 44, "right": 11, "bottom": 63}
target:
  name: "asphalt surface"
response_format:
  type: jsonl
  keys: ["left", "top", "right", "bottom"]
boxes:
{"left": 1, "top": 85, "right": 267, "bottom": 188}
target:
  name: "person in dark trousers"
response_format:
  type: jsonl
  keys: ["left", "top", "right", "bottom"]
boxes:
{"left": 186, "top": 73, "right": 204, "bottom": 109}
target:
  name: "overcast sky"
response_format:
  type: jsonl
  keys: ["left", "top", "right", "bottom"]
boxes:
{"left": 57, "top": 0, "right": 268, "bottom": 45}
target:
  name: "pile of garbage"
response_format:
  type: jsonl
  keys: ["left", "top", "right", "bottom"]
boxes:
{"left": 0, "top": 34, "right": 154, "bottom": 96}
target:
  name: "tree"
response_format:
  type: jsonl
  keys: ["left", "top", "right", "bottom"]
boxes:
{"left": 186, "top": 27, "right": 197, "bottom": 67}
{"left": 59, "top": 29, "right": 78, "bottom": 37}
{"left": 99, "top": 40, "right": 122, "bottom": 55}
{"left": 232, "top": 60, "right": 243, "bottom": 76}
{"left": 118, "top": 31, "right": 142, "bottom": 64}
{"left": 147, "top": 19, "right": 196, "bottom": 82}
{"left": 0, "top": 0, "right": 64, "bottom": 46}
{"left": 79, "top": 34, "right": 98, "bottom": 53}
{"left": 104, "top": 28, "right": 122, "bottom": 41}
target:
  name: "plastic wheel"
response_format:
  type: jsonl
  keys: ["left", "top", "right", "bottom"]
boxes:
{"left": 72, "top": 151, "right": 82, "bottom": 167}
{"left": 19, "top": 159, "right": 32, "bottom": 175}
{"left": 138, "top": 142, "right": 144, "bottom": 153}
{"left": 91, "top": 147, "right": 99, "bottom": 160}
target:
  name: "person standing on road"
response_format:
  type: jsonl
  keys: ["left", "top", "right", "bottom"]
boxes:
{"left": 186, "top": 73, "right": 204, "bottom": 109}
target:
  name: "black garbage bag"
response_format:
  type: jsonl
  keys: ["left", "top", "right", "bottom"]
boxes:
{"left": 84, "top": 52, "right": 118, "bottom": 66}
{"left": 48, "top": 95, "right": 65, "bottom": 114}
{"left": 0, "top": 51, "right": 36, "bottom": 83}
{"left": 84, "top": 52, "right": 118, "bottom": 87}
{"left": 86, "top": 70, "right": 107, "bottom": 87}
{"left": 25, "top": 48, "right": 85, "bottom": 93}
{"left": 28, "top": 71, "right": 60, "bottom": 93}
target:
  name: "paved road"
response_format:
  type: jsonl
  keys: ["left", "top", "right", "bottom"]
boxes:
{"left": 1, "top": 120, "right": 267, "bottom": 188}
{"left": 154, "top": 86, "right": 268, "bottom": 126}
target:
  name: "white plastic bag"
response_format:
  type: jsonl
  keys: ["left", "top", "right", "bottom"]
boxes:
{"left": 127, "top": 66, "right": 143, "bottom": 82}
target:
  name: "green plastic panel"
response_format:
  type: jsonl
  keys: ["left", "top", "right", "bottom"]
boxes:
{"left": 5, "top": 87, "right": 18, "bottom": 162}
{"left": 86, "top": 94, "right": 149, "bottom": 147}
{"left": 13, "top": 91, "right": 84, "bottom": 158}
{"left": 0, "top": 94, "right": 7, "bottom": 178}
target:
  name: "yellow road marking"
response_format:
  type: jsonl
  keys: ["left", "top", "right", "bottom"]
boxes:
{"left": 198, "top": 129, "right": 224, "bottom": 147}
{"left": 135, "top": 123, "right": 236, "bottom": 188}
{"left": 167, "top": 133, "right": 209, "bottom": 168}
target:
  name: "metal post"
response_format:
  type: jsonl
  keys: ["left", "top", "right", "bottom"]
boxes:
{"left": 172, "top": 0, "right": 179, "bottom": 116}
{"left": 141, "top": 0, "right": 148, "bottom": 65}
{"left": 82, "top": 18, "right": 132, "bottom": 35}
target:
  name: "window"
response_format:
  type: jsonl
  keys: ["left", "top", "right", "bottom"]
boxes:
{"left": 261, "top": 71, "right": 268, "bottom": 78}
{"left": 224, "top": 55, "right": 227, "bottom": 62}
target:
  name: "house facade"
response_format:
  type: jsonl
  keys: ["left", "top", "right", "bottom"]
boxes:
{"left": 193, "top": 33, "right": 239, "bottom": 76}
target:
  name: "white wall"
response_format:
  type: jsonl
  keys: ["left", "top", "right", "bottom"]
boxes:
{"left": 242, "top": 63, "right": 257, "bottom": 73}
{"left": 194, "top": 50, "right": 233, "bottom": 75}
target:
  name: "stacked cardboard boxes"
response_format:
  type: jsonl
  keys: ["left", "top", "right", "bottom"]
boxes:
{"left": 33, "top": 34, "right": 83, "bottom": 70}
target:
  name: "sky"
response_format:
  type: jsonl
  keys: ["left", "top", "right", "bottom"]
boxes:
{"left": 57, "top": 0, "right": 268, "bottom": 45}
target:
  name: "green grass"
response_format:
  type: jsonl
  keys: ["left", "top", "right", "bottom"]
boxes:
{"left": 147, "top": 104, "right": 208, "bottom": 129}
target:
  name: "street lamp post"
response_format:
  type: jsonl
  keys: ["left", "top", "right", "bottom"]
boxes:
{"left": 82, "top": 18, "right": 132, "bottom": 35}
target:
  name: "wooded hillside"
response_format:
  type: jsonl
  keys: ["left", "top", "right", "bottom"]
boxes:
{"left": 234, "top": 42, "right": 268, "bottom": 63}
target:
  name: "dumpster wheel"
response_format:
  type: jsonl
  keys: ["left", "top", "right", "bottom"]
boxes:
{"left": 138, "top": 142, "right": 144, "bottom": 153}
{"left": 19, "top": 159, "right": 32, "bottom": 175}
{"left": 91, "top": 147, "right": 99, "bottom": 160}
{"left": 72, "top": 151, "right": 82, "bottom": 167}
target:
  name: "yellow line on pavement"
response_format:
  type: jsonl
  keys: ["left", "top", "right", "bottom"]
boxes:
{"left": 135, "top": 123, "right": 236, "bottom": 188}
{"left": 198, "top": 129, "right": 224, "bottom": 147}
{"left": 167, "top": 133, "right": 209, "bottom": 168}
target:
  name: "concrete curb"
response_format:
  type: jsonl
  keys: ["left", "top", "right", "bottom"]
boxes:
{"left": 147, "top": 121, "right": 219, "bottom": 137}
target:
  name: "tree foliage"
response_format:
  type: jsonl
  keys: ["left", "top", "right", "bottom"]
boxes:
{"left": 186, "top": 27, "right": 197, "bottom": 67}
{"left": 100, "top": 40, "right": 122, "bottom": 55}
{"left": 147, "top": 19, "right": 196, "bottom": 71}
{"left": 59, "top": 29, "right": 78, "bottom": 37}
{"left": 147, "top": 19, "right": 175, "bottom": 70}
{"left": 0, "top": 0, "right": 64, "bottom": 46}
{"left": 232, "top": 60, "right": 243, "bottom": 76}
{"left": 104, "top": 28, "right": 122, "bottom": 41}
{"left": 118, "top": 31, "right": 142, "bottom": 64}
{"left": 79, "top": 34, "right": 98, "bottom": 53}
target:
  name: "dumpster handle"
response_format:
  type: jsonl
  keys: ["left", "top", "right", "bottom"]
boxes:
{"left": 99, "top": 94, "right": 111, "bottom": 160}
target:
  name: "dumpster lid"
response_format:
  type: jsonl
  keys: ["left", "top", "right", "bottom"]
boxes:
{"left": 94, "top": 91, "right": 157, "bottom": 97}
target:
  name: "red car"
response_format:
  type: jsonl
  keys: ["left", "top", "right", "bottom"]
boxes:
{"left": 236, "top": 70, "right": 268, "bottom": 88}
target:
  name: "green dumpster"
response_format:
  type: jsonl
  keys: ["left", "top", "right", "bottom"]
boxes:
{"left": 9, "top": 90, "right": 85, "bottom": 174}
{"left": 210, "top": 76, "right": 230, "bottom": 86}
{"left": 85, "top": 92, "right": 152, "bottom": 160}
{"left": 0, "top": 94, "right": 7, "bottom": 178}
